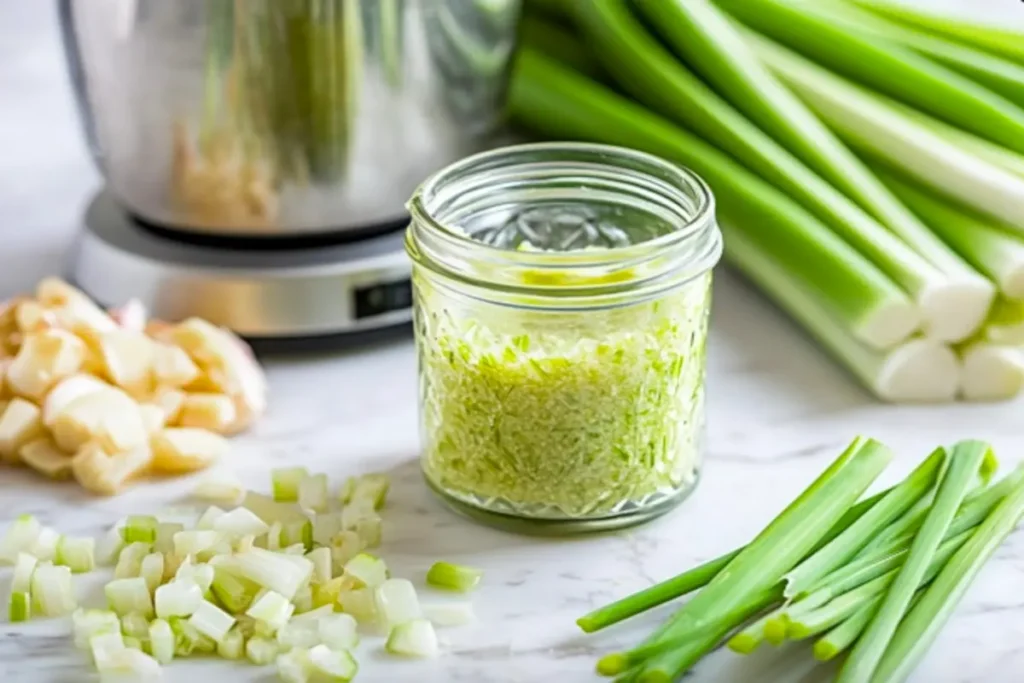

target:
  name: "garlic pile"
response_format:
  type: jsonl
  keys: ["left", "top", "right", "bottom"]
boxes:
{"left": 0, "top": 278, "right": 267, "bottom": 494}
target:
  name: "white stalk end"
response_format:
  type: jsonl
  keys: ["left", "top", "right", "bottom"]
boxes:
{"left": 960, "top": 344, "right": 1024, "bottom": 402}
{"left": 875, "top": 339, "right": 959, "bottom": 403}
{"left": 917, "top": 277, "right": 996, "bottom": 343}
{"left": 857, "top": 299, "right": 921, "bottom": 350}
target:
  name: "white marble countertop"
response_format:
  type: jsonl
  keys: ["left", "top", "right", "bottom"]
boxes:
{"left": 4, "top": 1, "right": 1024, "bottom": 682}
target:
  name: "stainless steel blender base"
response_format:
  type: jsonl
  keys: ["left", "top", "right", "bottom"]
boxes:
{"left": 70, "top": 191, "right": 412, "bottom": 343}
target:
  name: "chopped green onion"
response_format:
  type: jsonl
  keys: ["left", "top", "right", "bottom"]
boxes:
{"left": 217, "top": 625, "right": 245, "bottom": 660}
{"left": 353, "top": 516, "right": 382, "bottom": 549}
{"left": 196, "top": 506, "right": 227, "bottom": 530}
{"left": 246, "top": 590, "right": 295, "bottom": 633}
{"left": 272, "top": 467, "right": 308, "bottom": 503}
{"left": 105, "top": 577, "right": 154, "bottom": 619}
{"left": 73, "top": 608, "right": 121, "bottom": 649}
{"left": 0, "top": 514, "right": 41, "bottom": 565}
{"left": 426, "top": 562, "right": 483, "bottom": 593}
{"left": 57, "top": 537, "right": 95, "bottom": 574}
{"left": 114, "top": 542, "right": 152, "bottom": 579}
{"left": 291, "top": 604, "right": 335, "bottom": 624}
{"left": 783, "top": 447, "right": 945, "bottom": 597}
{"left": 312, "top": 512, "right": 343, "bottom": 547}
{"left": 149, "top": 618, "right": 174, "bottom": 664}
{"left": 422, "top": 602, "right": 476, "bottom": 627}
{"left": 89, "top": 631, "right": 126, "bottom": 668}
{"left": 873, "top": 468, "right": 1024, "bottom": 682}
{"left": 155, "top": 580, "right": 203, "bottom": 619}
{"left": 344, "top": 553, "right": 388, "bottom": 589}
{"left": 120, "top": 612, "right": 150, "bottom": 642}
{"left": 280, "top": 519, "right": 313, "bottom": 552}
{"left": 193, "top": 474, "right": 245, "bottom": 507}
{"left": 122, "top": 635, "right": 143, "bottom": 651}
{"left": 175, "top": 559, "right": 215, "bottom": 593}
{"left": 96, "top": 524, "right": 125, "bottom": 567}
{"left": 293, "top": 584, "right": 314, "bottom": 614}
{"left": 307, "top": 547, "right": 333, "bottom": 585}
{"left": 375, "top": 578, "right": 422, "bottom": 627}
{"left": 351, "top": 474, "right": 390, "bottom": 510}
{"left": 243, "top": 491, "right": 307, "bottom": 526}
{"left": 308, "top": 644, "right": 358, "bottom": 682}
{"left": 32, "top": 563, "right": 77, "bottom": 617}
{"left": 31, "top": 527, "right": 61, "bottom": 562}
{"left": 277, "top": 619, "right": 321, "bottom": 649}
{"left": 385, "top": 619, "right": 439, "bottom": 658}
{"left": 338, "top": 477, "right": 357, "bottom": 504}
{"left": 838, "top": 440, "right": 992, "bottom": 683}
{"left": 284, "top": 543, "right": 308, "bottom": 556}
{"left": 188, "top": 599, "right": 236, "bottom": 643}
{"left": 277, "top": 647, "right": 313, "bottom": 683}
{"left": 168, "top": 615, "right": 215, "bottom": 656}
{"left": 123, "top": 515, "right": 158, "bottom": 544}
{"left": 139, "top": 553, "right": 165, "bottom": 593}
{"left": 173, "top": 530, "right": 222, "bottom": 557}
{"left": 338, "top": 587, "right": 380, "bottom": 626}
{"left": 329, "top": 531, "right": 364, "bottom": 572}
{"left": 7, "top": 591, "right": 30, "bottom": 622}
{"left": 319, "top": 613, "right": 359, "bottom": 650}
{"left": 245, "top": 635, "right": 280, "bottom": 666}
{"left": 11, "top": 552, "right": 38, "bottom": 594}
{"left": 211, "top": 566, "right": 261, "bottom": 614}
{"left": 214, "top": 508, "right": 270, "bottom": 539}
{"left": 299, "top": 473, "right": 329, "bottom": 513}
{"left": 95, "top": 647, "right": 161, "bottom": 678}
{"left": 154, "top": 522, "right": 184, "bottom": 555}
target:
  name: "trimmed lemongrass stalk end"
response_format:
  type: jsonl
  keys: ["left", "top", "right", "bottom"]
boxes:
{"left": 873, "top": 339, "right": 959, "bottom": 404}
{"left": 916, "top": 277, "right": 997, "bottom": 344}
{"left": 958, "top": 342, "right": 1024, "bottom": 402}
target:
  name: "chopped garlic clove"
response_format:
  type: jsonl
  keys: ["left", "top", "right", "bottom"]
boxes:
{"left": 178, "top": 393, "right": 237, "bottom": 434}
{"left": 6, "top": 330, "right": 87, "bottom": 400}
{"left": 72, "top": 442, "right": 152, "bottom": 496}
{"left": 0, "top": 398, "right": 44, "bottom": 464}
{"left": 51, "top": 388, "right": 148, "bottom": 454}
{"left": 98, "top": 330, "right": 155, "bottom": 398}
{"left": 20, "top": 437, "right": 74, "bottom": 479}
{"left": 151, "top": 428, "right": 228, "bottom": 474}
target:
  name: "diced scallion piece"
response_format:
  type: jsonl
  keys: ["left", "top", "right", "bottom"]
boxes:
{"left": 338, "top": 477, "right": 357, "bottom": 504}
{"left": 872, "top": 469, "right": 1024, "bottom": 681}
{"left": 214, "top": 508, "right": 270, "bottom": 539}
{"left": 149, "top": 618, "right": 174, "bottom": 664}
{"left": 308, "top": 644, "right": 358, "bottom": 682}
{"left": 188, "top": 600, "right": 236, "bottom": 643}
{"left": 351, "top": 474, "right": 390, "bottom": 509}
{"left": 193, "top": 474, "right": 245, "bottom": 506}
{"left": 246, "top": 590, "right": 295, "bottom": 633}
{"left": 32, "top": 563, "right": 77, "bottom": 616}
{"left": 423, "top": 602, "right": 476, "bottom": 627}
{"left": 73, "top": 608, "right": 121, "bottom": 649}
{"left": 155, "top": 580, "right": 203, "bottom": 619}
{"left": 154, "top": 522, "right": 183, "bottom": 555}
{"left": 173, "top": 530, "right": 223, "bottom": 557}
{"left": 31, "top": 527, "right": 61, "bottom": 562}
{"left": 307, "top": 547, "right": 333, "bottom": 585}
{"left": 96, "top": 524, "right": 125, "bottom": 567}
{"left": 140, "top": 553, "right": 165, "bottom": 593}
{"left": 376, "top": 578, "right": 422, "bottom": 627}
{"left": 386, "top": 619, "right": 439, "bottom": 658}
{"left": 426, "top": 561, "right": 483, "bottom": 592}
{"left": 338, "top": 588, "right": 379, "bottom": 626}
{"left": 11, "top": 552, "right": 38, "bottom": 594}
{"left": 272, "top": 467, "right": 308, "bottom": 503}
{"left": 123, "top": 515, "right": 158, "bottom": 544}
{"left": 299, "top": 473, "right": 329, "bottom": 513}
{"left": 211, "top": 566, "right": 261, "bottom": 614}
{"left": 212, "top": 548, "right": 313, "bottom": 600}
{"left": 319, "top": 613, "right": 359, "bottom": 650}
{"left": 57, "top": 537, "right": 95, "bottom": 574}
{"left": 114, "top": 542, "right": 151, "bottom": 579}
{"left": 196, "top": 506, "right": 227, "bottom": 530}
{"left": 121, "top": 612, "right": 150, "bottom": 642}
{"left": 277, "top": 619, "right": 321, "bottom": 649}
{"left": 218, "top": 625, "right": 245, "bottom": 660}
{"left": 245, "top": 636, "right": 280, "bottom": 666}
{"left": 105, "top": 577, "right": 154, "bottom": 619}
{"left": 277, "top": 647, "right": 313, "bottom": 683}
{"left": 168, "top": 616, "right": 214, "bottom": 656}
{"left": 0, "top": 514, "right": 41, "bottom": 565}
{"left": 344, "top": 553, "right": 388, "bottom": 588}
{"left": 96, "top": 647, "right": 162, "bottom": 678}
{"left": 7, "top": 592, "right": 30, "bottom": 622}
{"left": 838, "top": 440, "right": 992, "bottom": 682}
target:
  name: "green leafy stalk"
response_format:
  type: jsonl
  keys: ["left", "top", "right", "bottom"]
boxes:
{"left": 716, "top": 0, "right": 1024, "bottom": 156}
{"left": 783, "top": 447, "right": 945, "bottom": 597}
{"left": 838, "top": 440, "right": 993, "bottom": 683}
{"left": 815, "top": 590, "right": 924, "bottom": 662}
{"left": 871, "top": 469, "right": 1024, "bottom": 682}
{"left": 517, "top": 13, "right": 604, "bottom": 79}
{"left": 636, "top": 437, "right": 891, "bottom": 682}
{"left": 578, "top": 484, "right": 894, "bottom": 633}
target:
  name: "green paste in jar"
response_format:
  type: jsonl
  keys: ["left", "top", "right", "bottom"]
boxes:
{"left": 417, "top": 272, "right": 712, "bottom": 518}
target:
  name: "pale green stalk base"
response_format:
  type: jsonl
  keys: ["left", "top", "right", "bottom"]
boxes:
{"left": 727, "top": 228, "right": 959, "bottom": 403}
{"left": 958, "top": 341, "right": 1024, "bottom": 402}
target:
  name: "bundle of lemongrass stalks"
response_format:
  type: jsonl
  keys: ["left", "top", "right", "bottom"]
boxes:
{"left": 576, "top": 438, "right": 1024, "bottom": 682}
{"left": 513, "top": 0, "right": 1024, "bottom": 403}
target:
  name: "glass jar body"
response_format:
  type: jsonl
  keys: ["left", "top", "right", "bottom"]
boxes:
{"left": 413, "top": 268, "right": 713, "bottom": 531}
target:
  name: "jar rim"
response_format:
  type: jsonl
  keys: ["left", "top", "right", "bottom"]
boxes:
{"left": 407, "top": 142, "right": 717, "bottom": 268}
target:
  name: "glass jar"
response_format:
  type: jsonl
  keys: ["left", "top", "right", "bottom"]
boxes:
{"left": 406, "top": 143, "right": 722, "bottom": 533}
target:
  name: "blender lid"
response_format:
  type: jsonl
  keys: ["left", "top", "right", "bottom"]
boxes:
{"left": 70, "top": 190, "right": 412, "bottom": 344}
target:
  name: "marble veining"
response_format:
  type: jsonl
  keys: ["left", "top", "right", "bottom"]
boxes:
{"left": 4, "top": 1, "right": 1024, "bottom": 681}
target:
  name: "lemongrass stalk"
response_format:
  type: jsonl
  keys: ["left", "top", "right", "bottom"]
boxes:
{"left": 838, "top": 440, "right": 993, "bottom": 683}
{"left": 518, "top": 13, "right": 604, "bottom": 80}
{"left": 783, "top": 447, "right": 945, "bottom": 597}
{"left": 815, "top": 591, "right": 924, "bottom": 662}
{"left": 786, "top": 529, "right": 970, "bottom": 641}
{"left": 272, "top": 467, "right": 308, "bottom": 503}
{"left": 630, "top": 0, "right": 984, "bottom": 342}
{"left": 638, "top": 438, "right": 892, "bottom": 682}
{"left": 717, "top": 0, "right": 1024, "bottom": 154}
{"left": 598, "top": 587, "right": 780, "bottom": 675}
{"left": 850, "top": 0, "right": 1024, "bottom": 65}
{"left": 875, "top": 169, "right": 1024, "bottom": 299}
{"left": 807, "top": 0, "right": 1024, "bottom": 109}
{"left": 985, "top": 298, "right": 1024, "bottom": 345}
{"left": 509, "top": 48, "right": 919, "bottom": 352}
{"left": 725, "top": 228, "right": 959, "bottom": 403}
{"left": 899, "top": 108, "right": 1024, "bottom": 181}
{"left": 726, "top": 602, "right": 791, "bottom": 654}
{"left": 957, "top": 340, "right": 1024, "bottom": 402}
{"left": 576, "top": 0, "right": 943, "bottom": 348}
{"left": 123, "top": 516, "right": 158, "bottom": 544}
{"left": 581, "top": 484, "right": 895, "bottom": 633}
{"left": 750, "top": 31, "right": 1024, "bottom": 232}
{"left": 871, "top": 472, "right": 1024, "bottom": 682}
